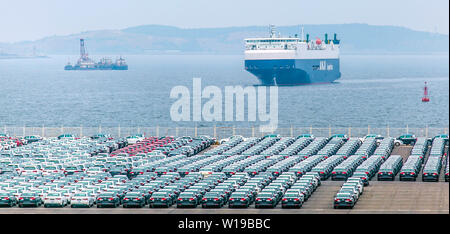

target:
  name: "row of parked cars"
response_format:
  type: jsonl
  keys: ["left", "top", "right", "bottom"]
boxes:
{"left": 0, "top": 133, "right": 447, "bottom": 209}
{"left": 422, "top": 138, "right": 446, "bottom": 182}
{"left": 377, "top": 155, "right": 403, "bottom": 181}
{"left": 112, "top": 135, "right": 215, "bottom": 157}
{"left": 0, "top": 135, "right": 131, "bottom": 208}
{"left": 399, "top": 138, "right": 429, "bottom": 181}
{"left": 0, "top": 134, "right": 318, "bottom": 209}
{"left": 398, "top": 135, "right": 449, "bottom": 182}
{"left": 0, "top": 134, "right": 216, "bottom": 208}
{"left": 0, "top": 134, "right": 35, "bottom": 151}
{"left": 331, "top": 136, "right": 405, "bottom": 209}
{"left": 333, "top": 177, "right": 365, "bottom": 209}
{"left": 445, "top": 157, "right": 449, "bottom": 182}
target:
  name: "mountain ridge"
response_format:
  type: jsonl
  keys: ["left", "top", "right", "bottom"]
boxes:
{"left": 1, "top": 23, "right": 448, "bottom": 55}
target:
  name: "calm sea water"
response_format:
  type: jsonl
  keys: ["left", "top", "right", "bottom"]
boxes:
{"left": 0, "top": 54, "right": 448, "bottom": 128}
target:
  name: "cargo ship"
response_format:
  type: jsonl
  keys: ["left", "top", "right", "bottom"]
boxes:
{"left": 64, "top": 39, "right": 128, "bottom": 70}
{"left": 244, "top": 25, "right": 341, "bottom": 85}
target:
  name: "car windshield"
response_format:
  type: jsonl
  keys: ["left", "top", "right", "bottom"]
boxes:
{"left": 100, "top": 193, "right": 114, "bottom": 197}
{"left": 47, "top": 193, "right": 61, "bottom": 197}
{"left": 126, "top": 192, "right": 141, "bottom": 196}
{"left": 353, "top": 172, "right": 366, "bottom": 176}
{"left": 230, "top": 193, "right": 246, "bottom": 198}
{"left": 340, "top": 189, "right": 354, "bottom": 193}
{"left": 402, "top": 169, "right": 414, "bottom": 172}
{"left": 21, "top": 193, "right": 35, "bottom": 197}
{"left": 74, "top": 193, "right": 88, "bottom": 197}
{"left": 284, "top": 193, "right": 299, "bottom": 197}
{"left": 204, "top": 193, "right": 220, "bottom": 198}
{"left": 347, "top": 179, "right": 362, "bottom": 183}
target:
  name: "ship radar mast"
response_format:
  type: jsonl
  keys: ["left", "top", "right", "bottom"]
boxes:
{"left": 269, "top": 24, "right": 276, "bottom": 38}
{"left": 301, "top": 26, "right": 305, "bottom": 41}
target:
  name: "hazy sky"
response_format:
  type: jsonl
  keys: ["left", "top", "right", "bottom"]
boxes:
{"left": 1, "top": 0, "right": 448, "bottom": 42}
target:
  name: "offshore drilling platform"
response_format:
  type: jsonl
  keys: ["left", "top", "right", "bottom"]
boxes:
{"left": 64, "top": 39, "right": 128, "bottom": 70}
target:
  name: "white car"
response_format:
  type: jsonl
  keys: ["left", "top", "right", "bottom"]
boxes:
{"left": 20, "top": 166, "right": 42, "bottom": 176}
{"left": 347, "top": 177, "right": 365, "bottom": 188}
{"left": 86, "top": 167, "right": 103, "bottom": 175}
{"left": 42, "top": 165, "right": 63, "bottom": 176}
{"left": 70, "top": 192, "right": 94, "bottom": 208}
{"left": 55, "top": 188, "right": 73, "bottom": 202}
{"left": 343, "top": 182, "right": 364, "bottom": 195}
{"left": 126, "top": 135, "right": 144, "bottom": 145}
{"left": 44, "top": 192, "right": 68, "bottom": 207}
{"left": 340, "top": 186, "right": 360, "bottom": 200}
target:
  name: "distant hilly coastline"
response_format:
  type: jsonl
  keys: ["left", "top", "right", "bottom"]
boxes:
{"left": 0, "top": 23, "right": 448, "bottom": 55}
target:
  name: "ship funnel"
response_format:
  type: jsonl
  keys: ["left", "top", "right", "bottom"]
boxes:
{"left": 334, "top": 33, "right": 337, "bottom": 41}
{"left": 325, "top": 34, "right": 328, "bottom": 44}
{"left": 306, "top": 34, "right": 309, "bottom": 42}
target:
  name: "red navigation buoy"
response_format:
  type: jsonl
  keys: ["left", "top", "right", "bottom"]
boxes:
{"left": 316, "top": 38, "right": 322, "bottom": 45}
{"left": 422, "top": 82, "right": 430, "bottom": 102}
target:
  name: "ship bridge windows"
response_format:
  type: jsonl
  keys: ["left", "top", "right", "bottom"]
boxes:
{"left": 245, "top": 38, "right": 299, "bottom": 50}
{"left": 245, "top": 39, "right": 298, "bottom": 43}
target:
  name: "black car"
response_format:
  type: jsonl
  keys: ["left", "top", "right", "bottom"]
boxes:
{"left": 399, "top": 169, "right": 418, "bottom": 181}
{"left": 128, "top": 168, "right": 146, "bottom": 179}
{"left": 23, "top": 135, "right": 42, "bottom": 143}
{"left": 109, "top": 166, "right": 128, "bottom": 177}
{"left": 149, "top": 192, "right": 174, "bottom": 208}
{"left": 255, "top": 192, "right": 278, "bottom": 208}
{"left": 333, "top": 193, "right": 355, "bottom": 209}
{"left": 396, "top": 134, "right": 417, "bottom": 145}
{"left": 176, "top": 192, "right": 200, "bottom": 208}
{"left": 201, "top": 192, "right": 225, "bottom": 208}
{"left": 64, "top": 165, "right": 83, "bottom": 176}
{"left": 131, "top": 188, "right": 152, "bottom": 204}
{"left": 0, "top": 192, "right": 17, "bottom": 207}
{"left": 377, "top": 169, "right": 396, "bottom": 181}
{"left": 422, "top": 168, "right": 440, "bottom": 182}
{"left": 228, "top": 192, "right": 251, "bottom": 208}
{"left": 96, "top": 193, "right": 120, "bottom": 208}
{"left": 331, "top": 168, "right": 352, "bottom": 181}
{"left": 281, "top": 193, "right": 304, "bottom": 209}
{"left": 122, "top": 192, "right": 146, "bottom": 208}
{"left": 18, "top": 192, "right": 42, "bottom": 207}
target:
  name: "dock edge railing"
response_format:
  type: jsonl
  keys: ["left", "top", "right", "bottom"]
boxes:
{"left": 1, "top": 126, "right": 449, "bottom": 140}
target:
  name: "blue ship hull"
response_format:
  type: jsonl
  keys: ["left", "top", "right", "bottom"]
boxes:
{"left": 245, "top": 59, "right": 341, "bottom": 85}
